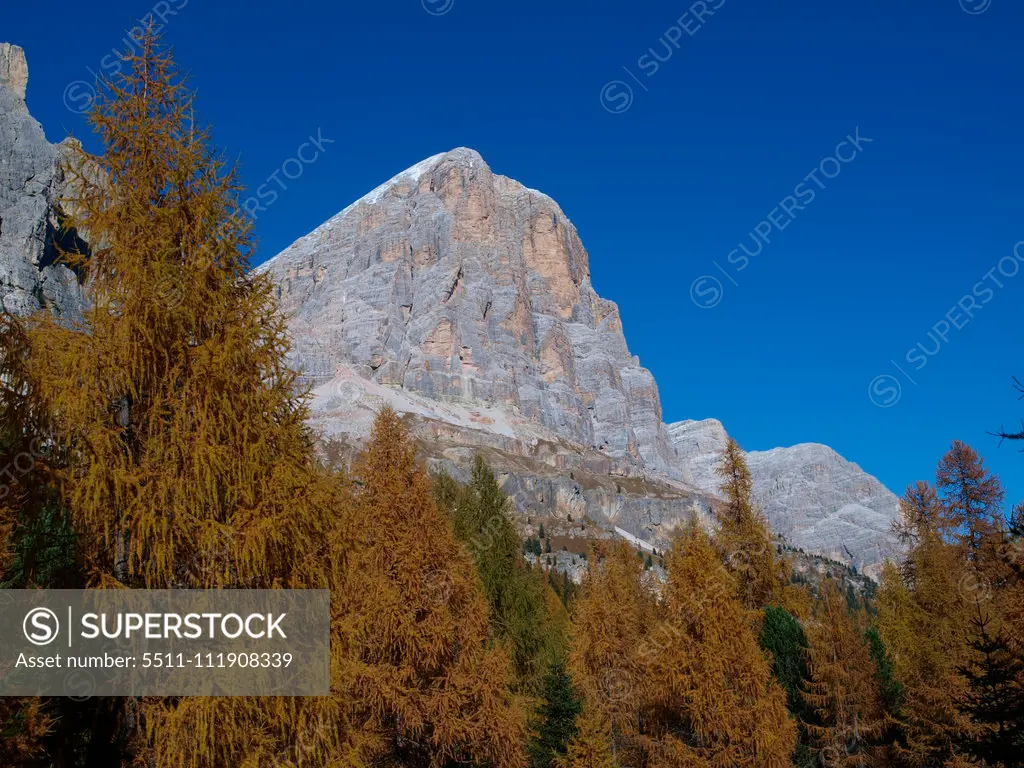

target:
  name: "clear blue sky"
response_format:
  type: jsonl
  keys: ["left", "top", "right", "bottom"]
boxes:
{"left": 6, "top": 0, "right": 1022, "bottom": 505}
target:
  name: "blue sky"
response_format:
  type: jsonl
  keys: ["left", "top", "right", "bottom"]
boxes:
{"left": 6, "top": 0, "right": 1022, "bottom": 505}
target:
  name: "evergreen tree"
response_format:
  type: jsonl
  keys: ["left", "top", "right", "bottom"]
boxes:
{"left": 529, "top": 661, "right": 583, "bottom": 768}
{"left": 760, "top": 606, "right": 810, "bottom": 715}
{"left": 436, "top": 456, "right": 568, "bottom": 694}
{"left": 863, "top": 627, "right": 904, "bottom": 716}
{"left": 549, "top": 570, "right": 578, "bottom": 609}
{"left": 804, "top": 580, "right": 887, "bottom": 766}
{"left": 957, "top": 602, "right": 1024, "bottom": 764}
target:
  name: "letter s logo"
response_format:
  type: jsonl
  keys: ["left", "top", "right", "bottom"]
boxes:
{"left": 24, "top": 607, "right": 60, "bottom": 646}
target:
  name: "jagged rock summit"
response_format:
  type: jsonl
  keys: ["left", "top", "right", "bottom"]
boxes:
{"left": 266, "top": 147, "right": 683, "bottom": 480}
{"left": 0, "top": 43, "right": 29, "bottom": 101}
{"left": 0, "top": 42, "right": 86, "bottom": 320}
{"left": 263, "top": 148, "right": 900, "bottom": 574}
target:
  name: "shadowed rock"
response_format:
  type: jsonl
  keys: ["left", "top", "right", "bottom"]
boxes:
{"left": 0, "top": 42, "right": 87, "bottom": 321}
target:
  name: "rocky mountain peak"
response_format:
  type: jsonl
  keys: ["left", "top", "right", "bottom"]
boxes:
{"left": 0, "top": 43, "right": 28, "bottom": 102}
{"left": 266, "top": 147, "right": 680, "bottom": 481}
{"left": 0, "top": 46, "right": 899, "bottom": 574}
{"left": 263, "top": 147, "right": 900, "bottom": 574}
{"left": 667, "top": 421, "right": 899, "bottom": 577}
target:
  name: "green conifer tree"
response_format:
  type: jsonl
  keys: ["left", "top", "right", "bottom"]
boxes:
{"left": 436, "top": 456, "right": 568, "bottom": 694}
{"left": 529, "top": 661, "right": 583, "bottom": 768}
{"left": 958, "top": 603, "right": 1024, "bottom": 764}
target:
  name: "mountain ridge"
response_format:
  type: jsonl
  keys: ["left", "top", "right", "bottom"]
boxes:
{"left": 0, "top": 45, "right": 900, "bottom": 575}
{"left": 261, "top": 147, "right": 900, "bottom": 575}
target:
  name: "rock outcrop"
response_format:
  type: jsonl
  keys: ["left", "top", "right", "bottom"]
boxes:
{"left": 668, "top": 418, "right": 730, "bottom": 494}
{"left": 668, "top": 419, "right": 899, "bottom": 577}
{"left": 745, "top": 443, "right": 899, "bottom": 577}
{"left": 0, "top": 43, "right": 29, "bottom": 101}
{"left": 263, "top": 149, "right": 899, "bottom": 573}
{"left": 265, "top": 148, "right": 684, "bottom": 480}
{"left": 0, "top": 43, "right": 86, "bottom": 321}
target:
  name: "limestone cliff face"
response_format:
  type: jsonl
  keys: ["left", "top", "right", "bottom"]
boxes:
{"left": 0, "top": 43, "right": 86, "bottom": 321}
{"left": 668, "top": 419, "right": 899, "bottom": 577}
{"left": 745, "top": 443, "right": 899, "bottom": 578}
{"left": 668, "top": 418, "right": 730, "bottom": 494}
{"left": 262, "top": 148, "right": 900, "bottom": 573}
{"left": 264, "top": 148, "right": 682, "bottom": 480}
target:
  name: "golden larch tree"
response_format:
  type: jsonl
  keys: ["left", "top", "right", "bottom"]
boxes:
{"left": 714, "top": 437, "right": 790, "bottom": 613}
{"left": 4, "top": 31, "right": 369, "bottom": 765}
{"left": 638, "top": 524, "right": 797, "bottom": 767}
{"left": 339, "top": 408, "right": 528, "bottom": 767}
{"left": 21, "top": 32, "right": 340, "bottom": 591}
{"left": 556, "top": 710, "right": 618, "bottom": 768}
{"left": 566, "top": 539, "right": 658, "bottom": 762}
{"left": 803, "top": 579, "right": 888, "bottom": 766}
{"left": 877, "top": 485, "right": 977, "bottom": 767}
{"left": 935, "top": 441, "right": 1004, "bottom": 559}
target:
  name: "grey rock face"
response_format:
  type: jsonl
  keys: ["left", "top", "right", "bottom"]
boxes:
{"left": 264, "top": 148, "right": 682, "bottom": 479}
{"left": 668, "top": 419, "right": 899, "bottom": 577}
{"left": 668, "top": 418, "right": 729, "bottom": 494}
{"left": 263, "top": 148, "right": 898, "bottom": 575}
{"left": 0, "top": 43, "right": 86, "bottom": 321}
{"left": 745, "top": 444, "right": 899, "bottom": 578}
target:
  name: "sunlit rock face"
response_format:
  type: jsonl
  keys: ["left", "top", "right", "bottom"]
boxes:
{"left": 262, "top": 148, "right": 682, "bottom": 479}
{"left": 261, "top": 148, "right": 899, "bottom": 575}
{"left": 668, "top": 419, "right": 899, "bottom": 577}
{"left": 0, "top": 47, "right": 899, "bottom": 573}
